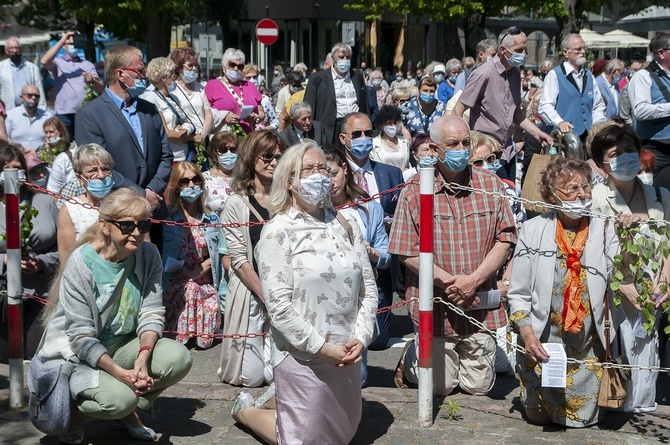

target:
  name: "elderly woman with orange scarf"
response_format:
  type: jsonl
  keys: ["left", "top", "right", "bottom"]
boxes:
{"left": 507, "top": 157, "right": 620, "bottom": 428}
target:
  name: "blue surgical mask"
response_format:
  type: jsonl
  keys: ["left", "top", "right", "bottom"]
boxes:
{"left": 219, "top": 152, "right": 238, "bottom": 170}
{"left": 418, "top": 156, "right": 438, "bottom": 168}
{"left": 420, "top": 93, "right": 435, "bottom": 104}
{"left": 433, "top": 74, "right": 444, "bottom": 83}
{"left": 348, "top": 136, "right": 373, "bottom": 159}
{"left": 486, "top": 56, "right": 493, "bottom": 62}
{"left": 606, "top": 152, "right": 641, "bottom": 182}
{"left": 485, "top": 160, "right": 502, "bottom": 173}
{"left": 65, "top": 45, "right": 78, "bottom": 58}
{"left": 335, "top": 59, "right": 351, "bottom": 73}
{"left": 182, "top": 70, "right": 198, "bottom": 83}
{"left": 449, "top": 75, "right": 457, "bottom": 83}
{"left": 23, "top": 101, "right": 37, "bottom": 109}
{"left": 125, "top": 78, "right": 147, "bottom": 98}
{"left": 441, "top": 148, "right": 470, "bottom": 173}
{"left": 86, "top": 176, "right": 114, "bottom": 199}
{"left": 180, "top": 186, "right": 203, "bottom": 202}
{"left": 506, "top": 50, "right": 526, "bottom": 68}
{"left": 226, "top": 69, "right": 243, "bottom": 82}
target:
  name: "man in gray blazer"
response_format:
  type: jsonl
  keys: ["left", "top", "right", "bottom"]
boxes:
{"left": 279, "top": 102, "right": 327, "bottom": 148}
{"left": 75, "top": 45, "right": 173, "bottom": 210}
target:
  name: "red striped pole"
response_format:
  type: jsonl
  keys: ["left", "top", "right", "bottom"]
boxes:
{"left": 418, "top": 167, "right": 434, "bottom": 426}
{"left": 4, "top": 168, "right": 24, "bottom": 408}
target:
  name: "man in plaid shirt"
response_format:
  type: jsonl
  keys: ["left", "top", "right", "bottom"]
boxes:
{"left": 389, "top": 115, "right": 517, "bottom": 396}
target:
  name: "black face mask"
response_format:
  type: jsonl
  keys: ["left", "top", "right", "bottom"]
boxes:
{"left": 9, "top": 54, "right": 21, "bottom": 65}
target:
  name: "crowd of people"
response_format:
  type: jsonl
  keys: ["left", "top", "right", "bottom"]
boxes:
{"left": 1, "top": 25, "right": 670, "bottom": 443}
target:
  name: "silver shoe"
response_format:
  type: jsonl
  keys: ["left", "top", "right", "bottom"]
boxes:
{"left": 119, "top": 417, "right": 157, "bottom": 441}
{"left": 231, "top": 390, "right": 255, "bottom": 417}
{"left": 253, "top": 381, "right": 276, "bottom": 409}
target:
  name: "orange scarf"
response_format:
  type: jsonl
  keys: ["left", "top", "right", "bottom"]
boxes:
{"left": 555, "top": 217, "right": 589, "bottom": 334}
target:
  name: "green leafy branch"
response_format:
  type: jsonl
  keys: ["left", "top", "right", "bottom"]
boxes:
{"left": 38, "top": 142, "right": 69, "bottom": 165}
{"left": 0, "top": 202, "right": 39, "bottom": 257}
{"left": 441, "top": 399, "right": 462, "bottom": 421}
{"left": 610, "top": 222, "right": 670, "bottom": 335}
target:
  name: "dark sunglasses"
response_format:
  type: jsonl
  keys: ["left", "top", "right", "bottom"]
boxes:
{"left": 499, "top": 26, "right": 522, "bottom": 44}
{"left": 178, "top": 175, "right": 203, "bottom": 188}
{"left": 258, "top": 153, "right": 282, "bottom": 163}
{"left": 228, "top": 61, "right": 245, "bottom": 70}
{"left": 24, "top": 93, "right": 40, "bottom": 99}
{"left": 107, "top": 220, "right": 151, "bottom": 235}
{"left": 348, "top": 130, "right": 374, "bottom": 139}
{"left": 216, "top": 145, "right": 237, "bottom": 154}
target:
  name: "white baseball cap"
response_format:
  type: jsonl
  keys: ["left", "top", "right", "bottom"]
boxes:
{"left": 433, "top": 64, "right": 446, "bottom": 74}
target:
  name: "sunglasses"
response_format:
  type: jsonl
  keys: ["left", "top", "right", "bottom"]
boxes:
{"left": 228, "top": 62, "right": 245, "bottom": 70}
{"left": 24, "top": 93, "right": 40, "bottom": 99}
{"left": 347, "top": 130, "right": 374, "bottom": 139}
{"left": 471, "top": 154, "right": 497, "bottom": 167}
{"left": 499, "top": 26, "right": 522, "bottom": 44}
{"left": 107, "top": 220, "right": 151, "bottom": 235}
{"left": 216, "top": 145, "right": 237, "bottom": 154}
{"left": 178, "top": 175, "right": 203, "bottom": 188}
{"left": 258, "top": 153, "right": 282, "bottom": 163}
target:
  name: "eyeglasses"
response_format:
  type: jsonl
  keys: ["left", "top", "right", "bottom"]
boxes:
{"left": 556, "top": 183, "right": 593, "bottom": 196}
{"left": 228, "top": 61, "right": 245, "bottom": 70}
{"left": 216, "top": 145, "right": 237, "bottom": 154}
{"left": 567, "top": 47, "right": 586, "bottom": 53}
{"left": 258, "top": 153, "right": 282, "bottom": 163}
{"left": 178, "top": 175, "right": 203, "bottom": 188}
{"left": 23, "top": 93, "right": 40, "bottom": 99}
{"left": 436, "top": 138, "right": 471, "bottom": 150}
{"left": 244, "top": 75, "right": 259, "bottom": 80}
{"left": 296, "top": 165, "right": 331, "bottom": 178}
{"left": 82, "top": 165, "right": 112, "bottom": 179}
{"left": 499, "top": 27, "right": 522, "bottom": 44}
{"left": 106, "top": 220, "right": 151, "bottom": 235}
{"left": 123, "top": 67, "right": 147, "bottom": 79}
{"left": 470, "top": 154, "right": 496, "bottom": 167}
{"left": 346, "top": 130, "right": 374, "bottom": 139}
{"left": 183, "top": 63, "right": 199, "bottom": 69}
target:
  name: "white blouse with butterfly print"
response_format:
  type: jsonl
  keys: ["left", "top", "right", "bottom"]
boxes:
{"left": 255, "top": 206, "right": 378, "bottom": 365}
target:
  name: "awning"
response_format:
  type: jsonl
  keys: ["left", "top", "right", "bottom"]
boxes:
{"left": 0, "top": 33, "right": 51, "bottom": 46}
{"left": 579, "top": 29, "right": 620, "bottom": 50}
{"left": 602, "top": 30, "right": 649, "bottom": 48}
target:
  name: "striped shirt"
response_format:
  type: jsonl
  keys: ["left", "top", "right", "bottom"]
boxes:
{"left": 388, "top": 167, "right": 517, "bottom": 336}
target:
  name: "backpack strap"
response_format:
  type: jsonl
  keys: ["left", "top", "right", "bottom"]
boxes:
{"left": 646, "top": 61, "right": 670, "bottom": 104}
{"left": 335, "top": 211, "right": 355, "bottom": 245}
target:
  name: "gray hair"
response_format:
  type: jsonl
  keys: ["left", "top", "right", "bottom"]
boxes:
{"left": 323, "top": 53, "right": 333, "bottom": 69}
{"left": 429, "top": 115, "right": 470, "bottom": 145}
{"left": 222, "top": 48, "right": 245, "bottom": 68}
{"left": 331, "top": 42, "right": 352, "bottom": 58}
{"left": 5, "top": 36, "right": 20, "bottom": 47}
{"left": 539, "top": 59, "right": 553, "bottom": 72}
{"left": 289, "top": 102, "right": 312, "bottom": 120}
{"left": 267, "top": 141, "right": 330, "bottom": 216}
{"left": 604, "top": 58, "right": 624, "bottom": 75}
{"left": 72, "top": 143, "right": 115, "bottom": 174}
{"left": 499, "top": 27, "right": 523, "bottom": 48}
{"left": 146, "top": 57, "right": 175, "bottom": 85}
{"left": 294, "top": 62, "right": 308, "bottom": 72}
{"left": 445, "top": 58, "right": 462, "bottom": 73}
{"left": 561, "top": 34, "right": 583, "bottom": 51}
{"left": 650, "top": 32, "right": 670, "bottom": 56}
{"left": 477, "top": 38, "right": 498, "bottom": 55}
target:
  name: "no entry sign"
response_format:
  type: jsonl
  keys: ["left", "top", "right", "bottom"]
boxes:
{"left": 256, "top": 19, "right": 279, "bottom": 46}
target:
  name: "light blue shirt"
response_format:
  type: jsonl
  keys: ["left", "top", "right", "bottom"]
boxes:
{"left": 5, "top": 105, "right": 52, "bottom": 150}
{"left": 10, "top": 60, "right": 28, "bottom": 107}
{"left": 106, "top": 87, "right": 144, "bottom": 153}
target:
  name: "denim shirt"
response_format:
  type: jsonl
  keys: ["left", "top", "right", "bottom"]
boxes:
{"left": 161, "top": 210, "right": 220, "bottom": 290}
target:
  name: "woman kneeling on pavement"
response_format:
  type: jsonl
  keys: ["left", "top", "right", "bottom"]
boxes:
{"left": 507, "top": 157, "right": 620, "bottom": 427}
{"left": 230, "top": 141, "right": 378, "bottom": 444}
{"left": 36, "top": 189, "right": 192, "bottom": 444}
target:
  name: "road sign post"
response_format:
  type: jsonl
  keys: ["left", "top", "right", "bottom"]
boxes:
{"left": 256, "top": 18, "right": 279, "bottom": 88}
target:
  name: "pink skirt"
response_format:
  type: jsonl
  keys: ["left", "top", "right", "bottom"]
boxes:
{"left": 274, "top": 355, "right": 362, "bottom": 445}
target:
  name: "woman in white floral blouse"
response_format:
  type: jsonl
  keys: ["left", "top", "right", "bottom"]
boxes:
{"left": 229, "top": 141, "right": 378, "bottom": 445}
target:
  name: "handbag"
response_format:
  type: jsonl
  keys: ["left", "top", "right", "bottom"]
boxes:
{"left": 28, "top": 355, "right": 75, "bottom": 435}
{"left": 520, "top": 146, "right": 552, "bottom": 214}
{"left": 597, "top": 219, "right": 630, "bottom": 409}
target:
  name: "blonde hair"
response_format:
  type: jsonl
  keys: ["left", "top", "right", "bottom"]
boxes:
{"left": 146, "top": 57, "right": 175, "bottom": 85}
{"left": 41, "top": 189, "right": 151, "bottom": 324}
{"left": 470, "top": 131, "right": 501, "bottom": 156}
{"left": 267, "top": 141, "right": 330, "bottom": 217}
{"left": 104, "top": 45, "right": 143, "bottom": 84}
{"left": 166, "top": 161, "right": 206, "bottom": 214}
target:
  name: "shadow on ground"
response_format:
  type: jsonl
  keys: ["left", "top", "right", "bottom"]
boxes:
{"left": 352, "top": 399, "right": 395, "bottom": 444}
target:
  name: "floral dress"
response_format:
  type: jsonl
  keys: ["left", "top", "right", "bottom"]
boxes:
{"left": 164, "top": 225, "right": 221, "bottom": 349}
{"left": 402, "top": 97, "right": 446, "bottom": 138}
{"left": 510, "top": 230, "right": 605, "bottom": 427}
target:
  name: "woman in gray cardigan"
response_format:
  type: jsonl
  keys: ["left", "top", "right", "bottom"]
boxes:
{"left": 37, "top": 189, "right": 192, "bottom": 444}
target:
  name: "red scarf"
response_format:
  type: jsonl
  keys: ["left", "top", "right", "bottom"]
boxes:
{"left": 555, "top": 217, "right": 589, "bottom": 333}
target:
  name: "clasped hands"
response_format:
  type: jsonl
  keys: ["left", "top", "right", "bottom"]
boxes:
{"left": 439, "top": 273, "right": 481, "bottom": 310}
{"left": 116, "top": 359, "right": 154, "bottom": 396}
{"left": 317, "top": 339, "right": 364, "bottom": 367}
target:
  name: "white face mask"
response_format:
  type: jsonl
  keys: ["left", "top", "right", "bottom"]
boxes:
{"left": 555, "top": 195, "right": 592, "bottom": 220}
{"left": 638, "top": 172, "right": 654, "bottom": 186}
{"left": 46, "top": 135, "right": 61, "bottom": 145}
{"left": 606, "top": 152, "right": 641, "bottom": 182}
{"left": 294, "top": 173, "right": 332, "bottom": 207}
{"left": 383, "top": 124, "right": 398, "bottom": 138}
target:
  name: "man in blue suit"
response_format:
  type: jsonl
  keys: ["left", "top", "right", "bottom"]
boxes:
{"left": 595, "top": 58, "right": 624, "bottom": 119}
{"left": 339, "top": 112, "right": 403, "bottom": 359}
{"left": 75, "top": 45, "right": 173, "bottom": 210}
